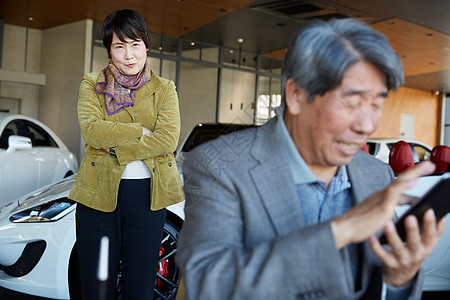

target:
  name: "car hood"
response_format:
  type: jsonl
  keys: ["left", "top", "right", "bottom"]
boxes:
{"left": 17, "top": 175, "right": 75, "bottom": 208}
{"left": 0, "top": 175, "right": 75, "bottom": 220}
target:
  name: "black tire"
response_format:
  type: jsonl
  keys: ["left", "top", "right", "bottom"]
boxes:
{"left": 68, "top": 218, "right": 182, "bottom": 300}
{"left": 153, "top": 219, "right": 181, "bottom": 300}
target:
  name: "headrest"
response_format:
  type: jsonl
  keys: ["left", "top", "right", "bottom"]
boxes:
{"left": 430, "top": 145, "right": 450, "bottom": 173}
{"left": 389, "top": 141, "right": 415, "bottom": 175}
{"left": 361, "top": 143, "right": 369, "bottom": 154}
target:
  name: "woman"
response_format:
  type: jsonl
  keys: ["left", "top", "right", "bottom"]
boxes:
{"left": 69, "top": 9, "right": 184, "bottom": 300}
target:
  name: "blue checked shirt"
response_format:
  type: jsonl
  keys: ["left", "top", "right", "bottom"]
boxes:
{"left": 275, "top": 109, "right": 412, "bottom": 299}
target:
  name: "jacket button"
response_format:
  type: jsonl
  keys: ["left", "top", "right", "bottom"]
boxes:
{"left": 168, "top": 162, "right": 172, "bottom": 167}
{"left": 91, "top": 162, "right": 96, "bottom": 166}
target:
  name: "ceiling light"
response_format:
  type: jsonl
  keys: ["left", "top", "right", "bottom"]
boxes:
{"left": 190, "top": 41, "right": 195, "bottom": 46}
{"left": 28, "top": 17, "right": 34, "bottom": 21}
{"left": 435, "top": 91, "right": 440, "bottom": 95}
{"left": 158, "top": 46, "right": 163, "bottom": 51}
{"left": 229, "top": 50, "right": 234, "bottom": 54}
{"left": 237, "top": 38, "right": 244, "bottom": 44}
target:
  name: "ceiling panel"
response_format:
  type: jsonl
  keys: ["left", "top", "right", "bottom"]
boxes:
{"left": 0, "top": 0, "right": 450, "bottom": 93}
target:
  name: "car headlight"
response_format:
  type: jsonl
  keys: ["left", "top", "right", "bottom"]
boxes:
{"left": 10, "top": 198, "right": 76, "bottom": 223}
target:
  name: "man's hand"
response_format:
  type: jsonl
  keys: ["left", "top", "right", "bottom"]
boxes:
{"left": 331, "top": 161, "right": 436, "bottom": 249}
{"left": 369, "top": 209, "right": 445, "bottom": 286}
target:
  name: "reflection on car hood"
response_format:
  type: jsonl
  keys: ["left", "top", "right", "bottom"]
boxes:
{"left": 17, "top": 175, "right": 75, "bottom": 208}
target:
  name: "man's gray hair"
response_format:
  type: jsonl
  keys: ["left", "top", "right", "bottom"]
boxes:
{"left": 281, "top": 18, "right": 404, "bottom": 103}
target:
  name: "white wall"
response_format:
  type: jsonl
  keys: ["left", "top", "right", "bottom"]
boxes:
{"left": 178, "top": 62, "right": 218, "bottom": 146}
{"left": 39, "top": 20, "right": 93, "bottom": 161}
{"left": 0, "top": 24, "right": 43, "bottom": 119}
{"left": 2, "top": 24, "right": 41, "bottom": 72}
{"left": 218, "top": 68, "right": 255, "bottom": 124}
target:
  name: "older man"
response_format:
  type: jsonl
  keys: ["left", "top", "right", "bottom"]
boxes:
{"left": 176, "top": 18, "right": 445, "bottom": 300}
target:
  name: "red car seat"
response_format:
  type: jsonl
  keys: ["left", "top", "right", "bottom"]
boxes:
{"left": 430, "top": 145, "right": 450, "bottom": 173}
{"left": 389, "top": 141, "right": 415, "bottom": 175}
{"left": 361, "top": 143, "right": 369, "bottom": 154}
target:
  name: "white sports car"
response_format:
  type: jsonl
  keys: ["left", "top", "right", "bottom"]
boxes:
{"left": 0, "top": 175, "right": 184, "bottom": 299}
{"left": 367, "top": 138, "right": 432, "bottom": 164}
{"left": 399, "top": 174, "right": 450, "bottom": 291}
{"left": 0, "top": 113, "right": 78, "bottom": 207}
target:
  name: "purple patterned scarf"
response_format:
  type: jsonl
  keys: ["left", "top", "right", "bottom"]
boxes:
{"left": 96, "top": 61, "right": 151, "bottom": 115}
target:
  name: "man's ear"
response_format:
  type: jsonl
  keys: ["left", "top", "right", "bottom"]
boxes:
{"left": 285, "top": 79, "right": 306, "bottom": 115}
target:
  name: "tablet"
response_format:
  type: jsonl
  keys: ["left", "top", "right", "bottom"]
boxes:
{"left": 379, "top": 173, "right": 450, "bottom": 244}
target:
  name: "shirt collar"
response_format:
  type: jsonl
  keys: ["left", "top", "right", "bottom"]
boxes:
{"left": 275, "top": 106, "right": 349, "bottom": 185}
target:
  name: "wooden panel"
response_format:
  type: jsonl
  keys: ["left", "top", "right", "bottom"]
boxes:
{"left": 371, "top": 87, "right": 439, "bottom": 147}
{"left": 0, "top": 0, "right": 255, "bottom": 37}
{"left": 372, "top": 18, "right": 450, "bottom": 77}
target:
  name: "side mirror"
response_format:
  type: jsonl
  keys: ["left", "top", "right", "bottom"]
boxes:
{"left": 7, "top": 135, "right": 32, "bottom": 153}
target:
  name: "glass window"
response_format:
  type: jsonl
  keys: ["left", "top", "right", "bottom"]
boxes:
{"left": 445, "top": 97, "right": 450, "bottom": 124}
{"left": 201, "top": 46, "right": 219, "bottom": 63}
{"left": 178, "top": 62, "right": 218, "bottom": 146}
{"left": 149, "top": 32, "right": 162, "bottom": 54}
{"left": 240, "top": 52, "right": 256, "bottom": 70}
{"left": 24, "top": 120, "right": 57, "bottom": 147}
{"left": 223, "top": 48, "right": 240, "bottom": 67}
{"left": 161, "top": 59, "right": 177, "bottom": 82}
{"left": 445, "top": 126, "right": 450, "bottom": 146}
{"left": 255, "top": 76, "right": 281, "bottom": 125}
{"left": 272, "top": 58, "right": 283, "bottom": 75}
{"left": 162, "top": 36, "right": 178, "bottom": 56}
{"left": 147, "top": 57, "right": 161, "bottom": 76}
{"left": 444, "top": 97, "right": 450, "bottom": 146}
{"left": 259, "top": 56, "right": 272, "bottom": 73}
{"left": 366, "top": 142, "right": 379, "bottom": 156}
{"left": 222, "top": 49, "right": 256, "bottom": 70}
{"left": 219, "top": 68, "right": 255, "bottom": 124}
{"left": 412, "top": 144, "right": 431, "bottom": 161}
{"left": 259, "top": 56, "right": 283, "bottom": 74}
{"left": 92, "top": 45, "right": 108, "bottom": 72}
{"left": 0, "top": 121, "right": 20, "bottom": 149}
{"left": 182, "top": 40, "right": 200, "bottom": 60}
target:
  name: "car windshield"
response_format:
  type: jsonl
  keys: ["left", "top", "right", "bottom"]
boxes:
{"left": 386, "top": 142, "right": 431, "bottom": 162}
{"left": 181, "top": 124, "right": 256, "bottom": 152}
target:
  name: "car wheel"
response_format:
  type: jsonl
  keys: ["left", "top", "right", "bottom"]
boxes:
{"left": 153, "top": 219, "right": 181, "bottom": 300}
{"left": 68, "top": 219, "right": 181, "bottom": 300}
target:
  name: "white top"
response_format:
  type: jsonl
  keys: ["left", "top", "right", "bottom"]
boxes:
{"left": 121, "top": 160, "right": 151, "bottom": 179}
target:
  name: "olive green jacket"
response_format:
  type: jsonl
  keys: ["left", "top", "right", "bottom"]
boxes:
{"left": 69, "top": 71, "right": 184, "bottom": 212}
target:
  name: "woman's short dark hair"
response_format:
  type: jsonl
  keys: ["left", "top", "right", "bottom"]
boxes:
{"left": 281, "top": 18, "right": 404, "bottom": 103}
{"left": 102, "top": 9, "right": 150, "bottom": 58}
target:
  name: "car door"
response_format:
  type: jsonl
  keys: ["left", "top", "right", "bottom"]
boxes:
{"left": 0, "top": 120, "right": 39, "bottom": 204}
{"left": 22, "top": 120, "right": 63, "bottom": 188}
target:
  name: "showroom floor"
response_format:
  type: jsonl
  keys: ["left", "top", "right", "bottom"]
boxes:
{"left": 0, "top": 285, "right": 448, "bottom": 299}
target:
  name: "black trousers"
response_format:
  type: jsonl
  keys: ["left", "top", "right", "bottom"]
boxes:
{"left": 76, "top": 178, "right": 166, "bottom": 300}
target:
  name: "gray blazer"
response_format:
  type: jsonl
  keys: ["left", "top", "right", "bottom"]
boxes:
{"left": 176, "top": 117, "right": 423, "bottom": 300}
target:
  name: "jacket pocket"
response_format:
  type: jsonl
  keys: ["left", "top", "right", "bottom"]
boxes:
{"left": 76, "top": 150, "right": 105, "bottom": 192}
{"left": 150, "top": 155, "right": 184, "bottom": 210}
